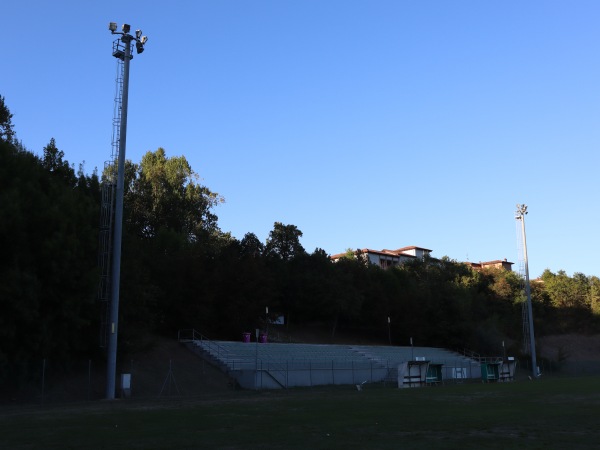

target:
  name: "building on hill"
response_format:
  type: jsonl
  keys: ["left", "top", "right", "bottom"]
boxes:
{"left": 331, "top": 245, "right": 513, "bottom": 272}
{"left": 467, "top": 259, "right": 514, "bottom": 271}
{"left": 330, "top": 246, "right": 432, "bottom": 269}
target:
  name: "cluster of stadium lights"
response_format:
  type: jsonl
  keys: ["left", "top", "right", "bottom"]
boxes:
{"left": 108, "top": 22, "right": 148, "bottom": 54}
{"left": 515, "top": 203, "right": 528, "bottom": 220}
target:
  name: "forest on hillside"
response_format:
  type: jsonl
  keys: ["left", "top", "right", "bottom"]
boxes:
{"left": 1, "top": 95, "right": 599, "bottom": 383}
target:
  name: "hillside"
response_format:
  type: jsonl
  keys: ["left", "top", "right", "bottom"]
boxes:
{"left": 538, "top": 334, "right": 600, "bottom": 362}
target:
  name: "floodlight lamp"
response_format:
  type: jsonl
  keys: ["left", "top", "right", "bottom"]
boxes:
{"left": 122, "top": 23, "right": 131, "bottom": 33}
{"left": 135, "top": 41, "right": 145, "bottom": 54}
{"left": 136, "top": 29, "right": 142, "bottom": 39}
{"left": 109, "top": 22, "right": 117, "bottom": 32}
{"left": 140, "top": 36, "right": 148, "bottom": 44}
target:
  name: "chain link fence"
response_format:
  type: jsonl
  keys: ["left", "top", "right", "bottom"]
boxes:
{"left": 3, "top": 355, "right": 600, "bottom": 406}
{"left": 518, "top": 357, "right": 600, "bottom": 377}
{"left": 0, "top": 355, "right": 235, "bottom": 406}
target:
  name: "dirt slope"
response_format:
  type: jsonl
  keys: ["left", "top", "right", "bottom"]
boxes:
{"left": 538, "top": 334, "right": 600, "bottom": 362}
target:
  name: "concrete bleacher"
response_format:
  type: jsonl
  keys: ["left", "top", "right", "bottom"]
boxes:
{"left": 184, "top": 338, "right": 480, "bottom": 389}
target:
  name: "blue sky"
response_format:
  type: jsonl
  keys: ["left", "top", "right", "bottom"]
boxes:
{"left": 3, "top": 1, "right": 599, "bottom": 278}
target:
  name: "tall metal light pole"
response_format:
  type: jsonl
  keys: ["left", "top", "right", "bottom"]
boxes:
{"left": 516, "top": 204, "right": 538, "bottom": 378}
{"left": 105, "top": 22, "right": 148, "bottom": 400}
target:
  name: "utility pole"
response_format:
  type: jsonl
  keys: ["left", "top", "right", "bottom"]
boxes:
{"left": 516, "top": 204, "right": 538, "bottom": 378}
{"left": 105, "top": 22, "right": 148, "bottom": 400}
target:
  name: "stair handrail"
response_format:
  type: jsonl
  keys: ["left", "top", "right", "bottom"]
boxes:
{"left": 178, "top": 329, "right": 235, "bottom": 362}
{"left": 458, "top": 348, "right": 504, "bottom": 364}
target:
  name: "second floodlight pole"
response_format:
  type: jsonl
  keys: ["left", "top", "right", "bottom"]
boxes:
{"left": 106, "top": 34, "right": 132, "bottom": 400}
{"left": 517, "top": 204, "right": 538, "bottom": 378}
{"left": 104, "top": 22, "right": 147, "bottom": 400}
{"left": 106, "top": 33, "right": 132, "bottom": 400}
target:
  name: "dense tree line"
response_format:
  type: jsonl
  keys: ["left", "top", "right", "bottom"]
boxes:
{"left": 0, "top": 135, "right": 101, "bottom": 383}
{"left": 1, "top": 96, "right": 599, "bottom": 385}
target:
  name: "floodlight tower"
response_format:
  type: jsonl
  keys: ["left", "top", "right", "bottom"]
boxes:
{"left": 516, "top": 204, "right": 538, "bottom": 378}
{"left": 105, "top": 22, "right": 148, "bottom": 400}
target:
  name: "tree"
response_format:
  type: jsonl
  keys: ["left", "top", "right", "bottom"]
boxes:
{"left": 340, "top": 248, "right": 357, "bottom": 259}
{"left": 240, "top": 232, "right": 264, "bottom": 258}
{"left": 264, "top": 222, "right": 306, "bottom": 260}
{"left": 541, "top": 270, "right": 589, "bottom": 309}
{"left": 485, "top": 268, "right": 522, "bottom": 301}
{"left": 41, "top": 138, "right": 76, "bottom": 185}
{"left": 105, "top": 148, "right": 228, "bottom": 345}
{"left": 0, "top": 95, "right": 15, "bottom": 144}
{"left": 124, "top": 148, "right": 224, "bottom": 240}
{"left": 589, "top": 276, "right": 600, "bottom": 315}
{"left": 0, "top": 139, "right": 99, "bottom": 381}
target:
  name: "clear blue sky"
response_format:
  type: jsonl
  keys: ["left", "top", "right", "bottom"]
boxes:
{"left": 3, "top": 1, "right": 599, "bottom": 278}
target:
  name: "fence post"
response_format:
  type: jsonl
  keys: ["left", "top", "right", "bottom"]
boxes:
{"left": 332, "top": 360, "right": 335, "bottom": 385}
{"left": 87, "top": 359, "right": 92, "bottom": 401}
{"left": 41, "top": 359, "right": 46, "bottom": 405}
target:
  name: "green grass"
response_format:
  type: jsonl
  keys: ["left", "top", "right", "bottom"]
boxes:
{"left": 1, "top": 377, "right": 600, "bottom": 449}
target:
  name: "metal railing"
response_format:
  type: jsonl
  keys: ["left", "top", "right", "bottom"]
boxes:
{"left": 178, "top": 329, "right": 237, "bottom": 366}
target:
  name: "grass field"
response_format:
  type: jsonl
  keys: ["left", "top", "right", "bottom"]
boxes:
{"left": 1, "top": 376, "right": 599, "bottom": 449}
